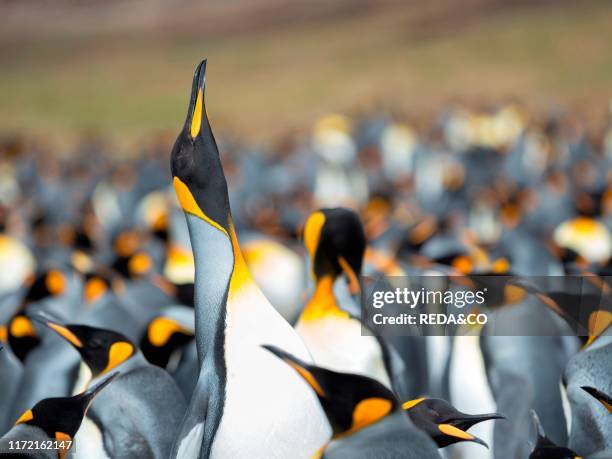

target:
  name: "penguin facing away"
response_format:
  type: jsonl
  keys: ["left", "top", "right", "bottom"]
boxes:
{"left": 169, "top": 59, "right": 331, "bottom": 459}
{"left": 295, "top": 208, "right": 393, "bottom": 388}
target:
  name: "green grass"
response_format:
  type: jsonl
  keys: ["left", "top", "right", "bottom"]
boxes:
{"left": 1, "top": 0, "right": 611, "bottom": 147}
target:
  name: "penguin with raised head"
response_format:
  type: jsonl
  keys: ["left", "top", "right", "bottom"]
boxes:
{"left": 169, "top": 60, "right": 331, "bottom": 458}
{"left": 296, "top": 207, "right": 408, "bottom": 395}
{"left": 402, "top": 397, "right": 503, "bottom": 448}
{"left": 33, "top": 314, "right": 187, "bottom": 458}
{"left": 0, "top": 372, "right": 117, "bottom": 459}
{"left": 262, "top": 344, "right": 441, "bottom": 459}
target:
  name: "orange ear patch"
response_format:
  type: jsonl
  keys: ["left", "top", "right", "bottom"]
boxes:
{"left": 10, "top": 316, "right": 36, "bottom": 338}
{"left": 46, "top": 270, "right": 66, "bottom": 295}
{"left": 303, "top": 212, "right": 326, "bottom": 259}
{"left": 84, "top": 277, "right": 108, "bottom": 303}
{"left": 101, "top": 341, "right": 134, "bottom": 375}
{"left": 345, "top": 398, "right": 393, "bottom": 436}
{"left": 148, "top": 317, "right": 192, "bottom": 347}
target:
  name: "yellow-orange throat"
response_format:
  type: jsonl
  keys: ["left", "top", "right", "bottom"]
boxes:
{"left": 300, "top": 276, "right": 349, "bottom": 322}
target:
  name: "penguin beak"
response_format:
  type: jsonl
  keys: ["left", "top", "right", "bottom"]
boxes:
{"left": 262, "top": 344, "right": 326, "bottom": 397}
{"left": 28, "top": 310, "right": 83, "bottom": 348}
{"left": 80, "top": 372, "right": 119, "bottom": 407}
{"left": 581, "top": 386, "right": 612, "bottom": 413}
{"left": 447, "top": 412, "right": 506, "bottom": 431}
{"left": 185, "top": 59, "right": 208, "bottom": 140}
{"left": 438, "top": 423, "right": 488, "bottom": 448}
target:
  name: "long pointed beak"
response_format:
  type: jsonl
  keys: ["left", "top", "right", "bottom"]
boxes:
{"left": 581, "top": 386, "right": 612, "bottom": 413}
{"left": 185, "top": 59, "right": 208, "bottom": 140}
{"left": 438, "top": 423, "right": 489, "bottom": 448}
{"left": 28, "top": 310, "right": 83, "bottom": 348}
{"left": 81, "top": 372, "right": 119, "bottom": 407}
{"left": 450, "top": 412, "right": 506, "bottom": 431}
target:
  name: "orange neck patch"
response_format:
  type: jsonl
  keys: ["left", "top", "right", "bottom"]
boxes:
{"left": 300, "top": 276, "right": 349, "bottom": 322}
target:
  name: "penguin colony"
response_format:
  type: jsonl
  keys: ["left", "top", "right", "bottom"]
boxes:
{"left": 0, "top": 60, "right": 610, "bottom": 459}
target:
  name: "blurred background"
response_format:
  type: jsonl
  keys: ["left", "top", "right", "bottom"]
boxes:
{"left": 1, "top": 2, "right": 611, "bottom": 459}
{"left": 1, "top": 0, "right": 612, "bottom": 149}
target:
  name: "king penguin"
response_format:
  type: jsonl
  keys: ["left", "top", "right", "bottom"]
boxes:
{"left": 296, "top": 207, "right": 404, "bottom": 393}
{"left": 0, "top": 372, "right": 117, "bottom": 459}
{"left": 262, "top": 344, "right": 441, "bottom": 459}
{"left": 169, "top": 60, "right": 331, "bottom": 458}
{"left": 33, "top": 314, "right": 187, "bottom": 458}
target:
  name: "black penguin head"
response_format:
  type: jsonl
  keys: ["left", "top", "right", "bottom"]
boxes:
{"left": 262, "top": 344, "right": 397, "bottom": 438}
{"left": 529, "top": 410, "right": 580, "bottom": 459}
{"left": 581, "top": 386, "right": 612, "bottom": 413}
{"left": 14, "top": 372, "right": 118, "bottom": 452}
{"left": 7, "top": 313, "right": 40, "bottom": 362}
{"left": 7, "top": 268, "right": 69, "bottom": 361}
{"left": 170, "top": 59, "right": 232, "bottom": 237}
{"left": 23, "top": 268, "right": 68, "bottom": 303}
{"left": 303, "top": 208, "right": 366, "bottom": 290}
{"left": 140, "top": 314, "right": 194, "bottom": 368}
{"left": 32, "top": 313, "right": 135, "bottom": 377}
{"left": 402, "top": 397, "right": 501, "bottom": 448}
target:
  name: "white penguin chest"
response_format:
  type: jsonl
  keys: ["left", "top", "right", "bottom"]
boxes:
{"left": 210, "top": 284, "right": 332, "bottom": 459}
{"left": 296, "top": 316, "right": 390, "bottom": 387}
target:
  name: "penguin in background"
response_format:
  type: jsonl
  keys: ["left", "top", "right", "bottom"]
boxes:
{"left": 169, "top": 60, "right": 331, "bottom": 458}
{"left": 295, "top": 207, "right": 409, "bottom": 397}
{"left": 139, "top": 305, "right": 197, "bottom": 399}
{"left": 262, "top": 344, "right": 442, "bottom": 459}
{"left": 0, "top": 372, "right": 118, "bottom": 459}
{"left": 5, "top": 269, "right": 86, "bottom": 432}
{"left": 33, "top": 314, "right": 187, "bottom": 458}
{"left": 7, "top": 267, "right": 81, "bottom": 362}
{"left": 0, "top": 323, "right": 22, "bottom": 435}
{"left": 509, "top": 277, "right": 612, "bottom": 349}
{"left": 479, "top": 294, "right": 576, "bottom": 459}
